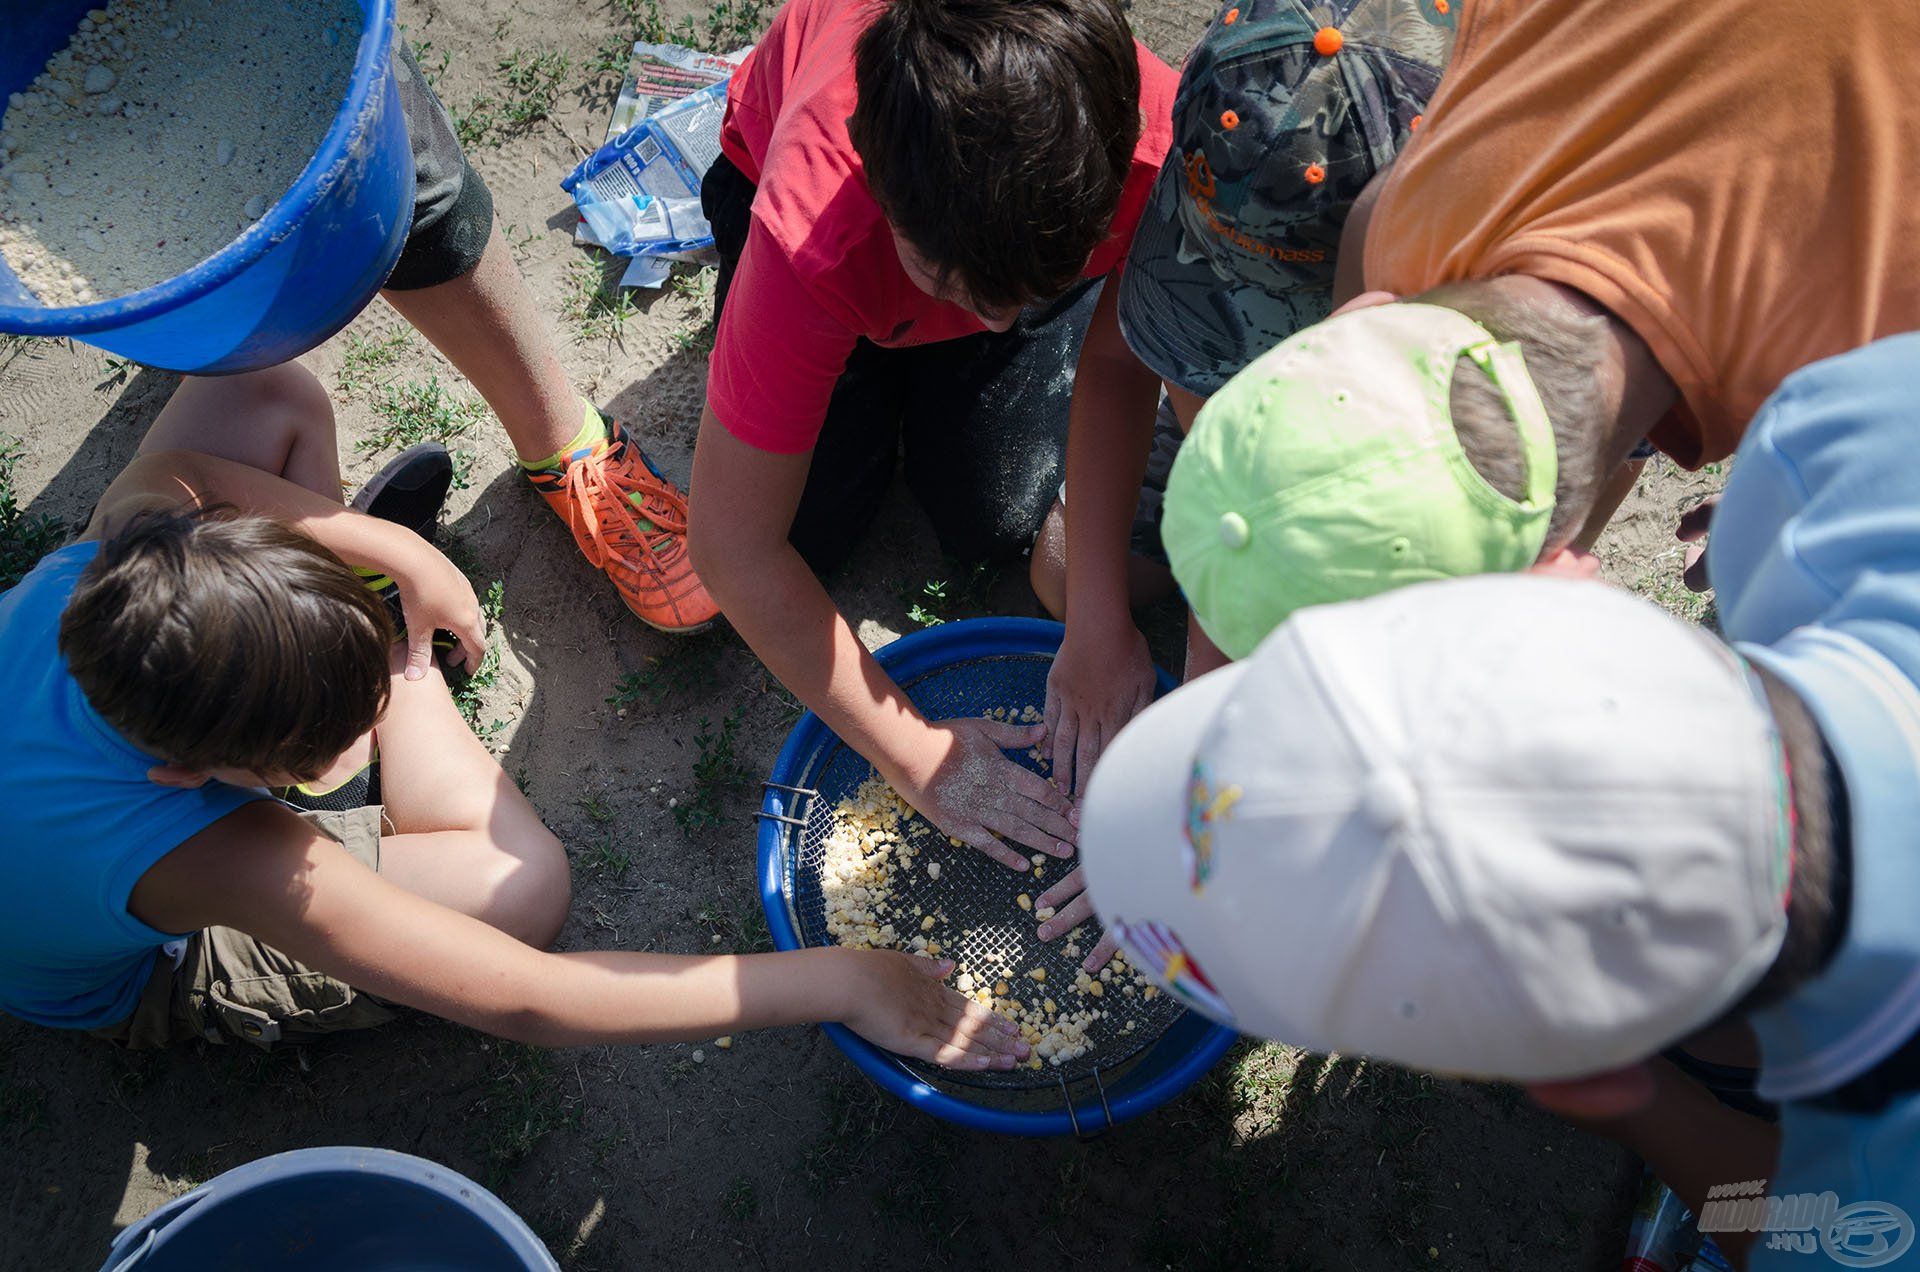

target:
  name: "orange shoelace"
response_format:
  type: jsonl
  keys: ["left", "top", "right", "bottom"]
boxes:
{"left": 560, "top": 443, "right": 689, "bottom": 568}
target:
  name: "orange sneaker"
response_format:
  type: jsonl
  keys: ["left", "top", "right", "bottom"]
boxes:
{"left": 525, "top": 418, "right": 720, "bottom": 633}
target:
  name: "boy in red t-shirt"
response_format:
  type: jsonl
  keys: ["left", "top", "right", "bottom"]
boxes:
{"left": 685, "top": 0, "right": 1177, "bottom": 869}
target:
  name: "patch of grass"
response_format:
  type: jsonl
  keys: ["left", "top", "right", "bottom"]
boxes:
{"left": 0, "top": 435, "right": 65, "bottom": 591}
{"left": 898, "top": 561, "right": 997, "bottom": 629}
{"left": 564, "top": 256, "right": 643, "bottom": 347}
{"left": 607, "top": 637, "right": 724, "bottom": 714}
{"left": 578, "top": 790, "right": 614, "bottom": 824}
{"left": 1629, "top": 552, "right": 1718, "bottom": 630}
{"left": 694, "top": 899, "right": 773, "bottom": 953}
{"left": 359, "top": 375, "right": 487, "bottom": 489}
{"left": 453, "top": 579, "right": 509, "bottom": 745}
{"left": 95, "top": 354, "right": 135, "bottom": 390}
{"left": 579, "top": 832, "right": 635, "bottom": 879}
{"left": 677, "top": 0, "right": 773, "bottom": 52}
{"left": 668, "top": 268, "right": 717, "bottom": 355}
{"left": 457, "top": 48, "right": 571, "bottom": 148}
{"left": 720, "top": 1176, "right": 757, "bottom": 1221}
{"left": 470, "top": 1042, "right": 582, "bottom": 1188}
{"left": 335, "top": 328, "right": 413, "bottom": 399}
{"left": 674, "top": 704, "right": 750, "bottom": 835}
{"left": 800, "top": 1077, "right": 898, "bottom": 1196}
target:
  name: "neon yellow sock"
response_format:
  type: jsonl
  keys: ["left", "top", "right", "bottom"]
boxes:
{"left": 522, "top": 402, "right": 666, "bottom": 544}
{"left": 520, "top": 402, "right": 610, "bottom": 472}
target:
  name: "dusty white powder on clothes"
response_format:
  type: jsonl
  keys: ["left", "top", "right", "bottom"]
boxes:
{"left": 0, "top": 0, "right": 360, "bottom": 307}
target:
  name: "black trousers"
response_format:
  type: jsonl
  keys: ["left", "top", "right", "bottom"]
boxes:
{"left": 701, "top": 154, "right": 1099, "bottom": 574}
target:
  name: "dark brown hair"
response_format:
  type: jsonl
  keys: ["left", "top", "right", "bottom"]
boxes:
{"left": 59, "top": 509, "right": 393, "bottom": 779}
{"left": 849, "top": 0, "right": 1142, "bottom": 314}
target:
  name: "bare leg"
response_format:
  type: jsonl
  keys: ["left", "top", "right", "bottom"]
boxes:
{"left": 1575, "top": 457, "right": 1648, "bottom": 553}
{"left": 369, "top": 644, "right": 571, "bottom": 947}
{"left": 1030, "top": 498, "right": 1176, "bottom": 619}
{"left": 381, "top": 223, "right": 582, "bottom": 462}
{"left": 140, "top": 364, "right": 342, "bottom": 501}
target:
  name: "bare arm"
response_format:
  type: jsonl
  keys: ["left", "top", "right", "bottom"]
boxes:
{"left": 1044, "top": 280, "right": 1165, "bottom": 794}
{"left": 130, "top": 803, "right": 1026, "bottom": 1065}
{"left": 1331, "top": 162, "right": 1394, "bottom": 308}
{"left": 688, "top": 410, "right": 1077, "bottom": 866}
{"left": 81, "top": 448, "right": 483, "bottom": 673}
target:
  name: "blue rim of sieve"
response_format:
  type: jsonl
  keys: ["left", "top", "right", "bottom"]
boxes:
{"left": 757, "top": 617, "right": 1238, "bottom": 1137}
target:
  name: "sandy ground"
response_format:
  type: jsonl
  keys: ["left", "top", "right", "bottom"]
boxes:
{"left": 0, "top": 1, "right": 1726, "bottom": 1267}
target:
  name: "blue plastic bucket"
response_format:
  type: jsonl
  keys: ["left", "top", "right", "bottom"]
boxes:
{"left": 0, "top": 0, "right": 414, "bottom": 373}
{"left": 759, "top": 618, "right": 1239, "bottom": 1136}
{"left": 99, "top": 1147, "right": 558, "bottom": 1271}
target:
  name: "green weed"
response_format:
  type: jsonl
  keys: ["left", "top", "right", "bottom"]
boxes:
{"left": 674, "top": 704, "right": 750, "bottom": 835}
{"left": 452, "top": 579, "right": 509, "bottom": 745}
{"left": 564, "top": 256, "right": 642, "bottom": 347}
{"left": 359, "top": 376, "right": 488, "bottom": 489}
{"left": 577, "top": 790, "right": 615, "bottom": 824}
{"left": 607, "top": 638, "right": 724, "bottom": 713}
{"left": 458, "top": 49, "right": 571, "bottom": 148}
{"left": 336, "top": 328, "right": 413, "bottom": 399}
{"left": 720, "top": 1177, "right": 757, "bottom": 1221}
{"left": 470, "top": 1042, "right": 582, "bottom": 1188}
{"left": 677, "top": 0, "right": 772, "bottom": 52}
{"left": 899, "top": 561, "right": 996, "bottom": 628}
{"left": 579, "top": 832, "right": 634, "bottom": 879}
{"left": 800, "top": 1077, "right": 898, "bottom": 1196}
{"left": 95, "top": 354, "right": 135, "bottom": 390}
{"left": 0, "top": 435, "right": 64, "bottom": 591}
{"left": 667, "top": 269, "right": 718, "bottom": 355}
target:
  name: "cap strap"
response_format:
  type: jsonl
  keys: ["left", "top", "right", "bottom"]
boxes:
{"left": 1464, "top": 338, "right": 1559, "bottom": 518}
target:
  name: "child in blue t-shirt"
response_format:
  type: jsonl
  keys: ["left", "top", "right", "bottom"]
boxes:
{"left": 0, "top": 363, "right": 1026, "bottom": 1068}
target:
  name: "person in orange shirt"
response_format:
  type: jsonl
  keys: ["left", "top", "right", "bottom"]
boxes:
{"left": 1157, "top": 0, "right": 1920, "bottom": 672}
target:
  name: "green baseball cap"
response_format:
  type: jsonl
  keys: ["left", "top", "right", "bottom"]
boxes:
{"left": 1163, "top": 303, "right": 1558, "bottom": 659}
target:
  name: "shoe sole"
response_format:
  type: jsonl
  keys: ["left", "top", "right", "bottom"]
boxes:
{"left": 621, "top": 593, "right": 718, "bottom": 635}
{"left": 351, "top": 441, "right": 454, "bottom": 533}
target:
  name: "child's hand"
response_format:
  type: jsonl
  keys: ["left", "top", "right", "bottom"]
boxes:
{"left": 886, "top": 718, "right": 1077, "bottom": 869}
{"left": 838, "top": 950, "right": 1030, "bottom": 1070}
{"left": 1044, "top": 621, "right": 1155, "bottom": 796}
{"left": 1034, "top": 867, "right": 1122, "bottom": 973}
{"left": 396, "top": 551, "right": 487, "bottom": 680}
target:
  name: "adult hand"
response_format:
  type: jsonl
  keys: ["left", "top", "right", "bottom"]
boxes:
{"left": 1034, "top": 867, "right": 1121, "bottom": 973}
{"left": 837, "top": 950, "right": 1030, "bottom": 1070}
{"left": 395, "top": 551, "right": 486, "bottom": 679}
{"left": 888, "top": 718, "right": 1078, "bottom": 869}
{"left": 1044, "top": 621, "right": 1155, "bottom": 797}
{"left": 1677, "top": 496, "right": 1718, "bottom": 593}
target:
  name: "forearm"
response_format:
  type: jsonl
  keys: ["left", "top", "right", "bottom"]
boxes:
{"left": 129, "top": 448, "right": 442, "bottom": 582}
{"left": 463, "top": 947, "right": 853, "bottom": 1048}
{"left": 1060, "top": 369, "right": 1159, "bottom": 631}
{"left": 1060, "top": 289, "right": 1167, "bottom": 631}
{"left": 705, "top": 533, "right": 934, "bottom": 776}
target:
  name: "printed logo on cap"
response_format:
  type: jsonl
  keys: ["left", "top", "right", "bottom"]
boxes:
{"left": 1113, "top": 918, "right": 1236, "bottom": 1025}
{"left": 1183, "top": 762, "right": 1242, "bottom": 893}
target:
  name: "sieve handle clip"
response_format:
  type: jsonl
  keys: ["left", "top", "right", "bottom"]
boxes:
{"left": 756, "top": 781, "right": 819, "bottom": 828}
{"left": 1059, "top": 1064, "right": 1116, "bottom": 1140}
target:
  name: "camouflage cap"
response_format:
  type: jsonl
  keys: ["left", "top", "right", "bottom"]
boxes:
{"left": 1118, "top": 0, "right": 1454, "bottom": 396}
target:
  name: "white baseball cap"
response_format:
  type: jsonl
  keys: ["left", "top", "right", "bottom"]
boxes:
{"left": 1079, "top": 574, "right": 1793, "bottom": 1082}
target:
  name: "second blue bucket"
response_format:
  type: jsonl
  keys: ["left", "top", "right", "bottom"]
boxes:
{"left": 0, "top": 0, "right": 414, "bottom": 373}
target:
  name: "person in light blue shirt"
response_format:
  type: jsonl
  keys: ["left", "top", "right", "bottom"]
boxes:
{"left": 1075, "top": 332, "right": 1920, "bottom": 1269}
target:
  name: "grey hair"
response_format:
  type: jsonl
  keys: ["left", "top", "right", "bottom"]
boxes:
{"left": 1417, "top": 279, "right": 1615, "bottom": 553}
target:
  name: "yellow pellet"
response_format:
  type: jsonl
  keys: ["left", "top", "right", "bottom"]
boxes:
{"left": 1087, "top": 981, "right": 1104, "bottom": 998}
{"left": 1028, "top": 967, "right": 1047, "bottom": 982}
{"left": 920, "top": 915, "right": 936, "bottom": 932}
{"left": 925, "top": 941, "right": 941, "bottom": 957}
{"left": 1016, "top": 893, "right": 1032, "bottom": 911}
{"left": 714, "top": 1035, "right": 733, "bottom": 1049}
{"left": 993, "top": 980, "right": 1011, "bottom": 997}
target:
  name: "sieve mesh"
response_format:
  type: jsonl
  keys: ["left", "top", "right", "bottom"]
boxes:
{"left": 777, "top": 652, "right": 1185, "bottom": 1091}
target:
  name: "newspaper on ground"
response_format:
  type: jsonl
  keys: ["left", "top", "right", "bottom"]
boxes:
{"left": 565, "top": 41, "right": 748, "bottom": 287}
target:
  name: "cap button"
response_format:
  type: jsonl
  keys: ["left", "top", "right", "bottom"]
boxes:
{"left": 1361, "top": 769, "right": 1418, "bottom": 832}
{"left": 1313, "top": 26, "right": 1344, "bottom": 55}
{"left": 1218, "top": 511, "right": 1252, "bottom": 550}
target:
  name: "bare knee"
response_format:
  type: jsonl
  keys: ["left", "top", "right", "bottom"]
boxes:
{"left": 493, "top": 824, "right": 571, "bottom": 948}
{"left": 1030, "top": 500, "right": 1068, "bottom": 619}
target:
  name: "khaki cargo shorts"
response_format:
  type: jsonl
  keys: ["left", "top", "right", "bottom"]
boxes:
{"left": 95, "top": 806, "right": 397, "bottom": 1051}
